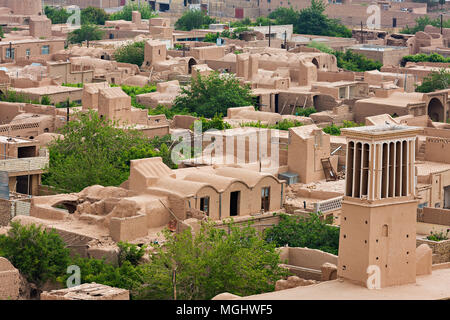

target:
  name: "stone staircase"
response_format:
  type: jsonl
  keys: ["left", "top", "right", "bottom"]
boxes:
{"left": 416, "top": 142, "right": 426, "bottom": 161}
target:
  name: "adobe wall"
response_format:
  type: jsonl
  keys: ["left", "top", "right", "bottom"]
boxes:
{"left": 0, "top": 257, "right": 20, "bottom": 300}
{"left": 425, "top": 136, "right": 450, "bottom": 164}
{"left": 417, "top": 207, "right": 450, "bottom": 227}
{"left": 109, "top": 213, "right": 148, "bottom": 242}
{"left": 0, "top": 198, "right": 11, "bottom": 226}
{"left": 416, "top": 238, "right": 450, "bottom": 264}
{"left": 353, "top": 100, "right": 412, "bottom": 123}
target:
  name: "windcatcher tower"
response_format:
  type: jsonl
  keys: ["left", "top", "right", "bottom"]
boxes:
{"left": 337, "top": 124, "right": 422, "bottom": 287}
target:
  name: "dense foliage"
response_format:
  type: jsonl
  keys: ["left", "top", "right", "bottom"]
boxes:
{"left": 45, "top": 6, "right": 109, "bottom": 25}
{"left": 426, "top": 230, "right": 449, "bottom": 241}
{"left": 137, "top": 222, "right": 288, "bottom": 300}
{"left": 68, "top": 24, "right": 104, "bottom": 46}
{"left": 401, "top": 16, "right": 450, "bottom": 34}
{"left": 264, "top": 214, "right": 340, "bottom": 255}
{"left": 1, "top": 90, "right": 40, "bottom": 104}
{"left": 191, "top": 114, "right": 232, "bottom": 132}
{"left": 295, "top": 107, "right": 317, "bottom": 117}
{"left": 308, "top": 41, "right": 382, "bottom": 72}
{"left": 0, "top": 222, "right": 71, "bottom": 285}
{"left": 114, "top": 41, "right": 145, "bottom": 67}
{"left": 172, "top": 72, "right": 254, "bottom": 118}
{"left": 117, "top": 242, "right": 146, "bottom": 267}
{"left": 415, "top": 68, "right": 450, "bottom": 93}
{"left": 402, "top": 53, "right": 450, "bottom": 66}
{"left": 109, "top": 3, "right": 157, "bottom": 21}
{"left": 174, "top": 9, "right": 216, "bottom": 31}
{"left": 269, "top": 1, "right": 351, "bottom": 37}
{"left": 241, "top": 119, "right": 304, "bottom": 130}
{"left": 43, "top": 111, "right": 175, "bottom": 192}
{"left": 322, "top": 120, "right": 362, "bottom": 136}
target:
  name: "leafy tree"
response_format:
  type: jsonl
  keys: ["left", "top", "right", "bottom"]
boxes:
{"left": 172, "top": 72, "right": 254, "bottom": 118}
{"left": 190, "top": 114, "right": 232, "bottom": 132}
{"left": 114, "top": 41, "right": 146, "bottom": 66}
{"left": 264, "top": 214, "right": 340, "bottom": 255}
{"left": 295, "top": 0, "right": 351, "bottom": 37}
{"left": 147, "top": 104, "right": 194, "bottom": 119}
{"left": 109, "top": 3, "right": 157, "bottom": 21}
{"left": 0, "top": 26, "right": 4, "bottom": 38}
{"left": 308, "top": 41, "right": 382, "bottom": 72}
{"left": 43, "top": 111, "right": 176, "bottom": 192}
{"left": 137, "top": 221, "right": 288, "bottom": 300}
{"left": 322, "top": 120, "right": 362, "bottom": 136}
{"left": 268, "top": 7, "right": 299, "bottom": 26}
{"left": 0, "top": 222, "right": 71, "bottom": 285}
{"left": 203, "top": 32, "right": 220, "bottom": 43}
{"left": 402, "top": 52, "right": 450, "bottom": 66}
{"left": 241, "top": 119, "right": 304, "bottom": 130}
{"left": 45, "top": 6, "right": 71, "bottom": 24}
{"left": 415, "top": 68, "right": 450, "bottom": 93}
{"left": 401, "top": 15, "right": 450, "bottom": 34}
{"left": 118, "top": 242, "right": 146, "bottom": 267}
{"left": 60, "top": 257, "right": 145, "bottom": 296}
{"left": 174, "top": 9, "right": 216, "bottom": 31}
{"left": 1, "top": 90, "right": 40, "bottom": 104}
{"left": 81, "top": 7, "right": 109, "bottom": 25}
{"left": 68, "top": 24, "right": 104, "bottom": 47}
{"left": 296, "top": 107, "right": 317, "bottom": 117}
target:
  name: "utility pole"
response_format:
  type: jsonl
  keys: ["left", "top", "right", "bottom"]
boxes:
{"left": 284, "top": 30, "right": 287, "bottom": 49}
{"left": 441, "top": 14, "right": 443, "bottom": 35}
{"left": 360, "top": 21, "right": 363, "bottom": 44}
{"left": 268, "top": 21, "right": 271, "bottom": 47}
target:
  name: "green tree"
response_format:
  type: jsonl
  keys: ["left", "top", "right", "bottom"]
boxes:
{"left": 203, "top": 32, "right": 220, "bottom": 43}
{"left": 114, "top": 41, "right": 146, "bottom": 67}
{"left": 137, "top": 221, "right": 288, "bottom": 300}
{"left": 269, "top": 7, "right": 300, "bottom": 27}
{"left": 68, "top": 24, "right": 104, "bottom": 47}
{"left": 401, "top": 15, "right": 450, "bottom": 34}
{"left": 109, "top": 3, "right": 157, "bottom": 21}
{"left": 415, "top": 68, "right": 450, "bottom": 93}
{"left": 0, "top": 222, "right": 71, "bottom": 285}
{"left": 117, "top": 242, "right": 146, "bottom": 267}
{"left": 174, "top": 9, "right": 216, "bottom": 31}
{"left": 81, "top": 6, "right": 109, "bottom": 25}
{"left": 44, "top": 6, "right": 71, "bottom": 24}
{"left": 0, "top": 26, "right": 4, "bottom": 38}
{"left": 264, "top": 214, "right": 340, "bottom": 255}
{"left": 43, "top": 111, "right": 175, "bottom": 192}
{"left": 190, "top": 114, "right": 232, "bottom": 132}
{"left": 173, "top": 72, "right": 254, "bottom": 118}
{"left": 322, "top": 120, "right": 362, "bottom": 136}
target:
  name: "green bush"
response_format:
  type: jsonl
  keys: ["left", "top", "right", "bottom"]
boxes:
{"left": 0, "top": 222, "right": 71, "bottom": 285}
{"left": 401, "top": 16, "right": 450, "bottom": 34}
{"left": 118, "top": 242, "right": 146, "bottom": 267}
{"left": 114, "top": 41, "right": 146, "bottom": 67}
{"left": 323, "top": 120, "right": 363, "bottom": 136}
{"left": 40, "top": 95, "right": 51, "bottom": 105}
{"left": 241, "top": 119, "right": 303, "bottom": 131}
{"left": 402, "top": 53, "right": 450, "bottom": 66}
{"left": 426, "top": 230, "right": 449, "bottom": 242}
{"left": 190, "top": 114, "right": 232, "bottom": 132}
{"left": 415, "top": 68, "right": 450, "bottom": 93}
{"left": 172, "top": 72, "right": 254, "bottom": 118}
{"left": 175, "top": 10, "right": 216, "bottom": 31}
{"left": 137, "top": 222, "right": 288, "bottom": 300}
{"left": 295, "top": 107, "right": 317, "bottom": 117}
{"left": 264, "top": 214, "right": 340, "bottom": 255}
{"left": 109, "top": 3, "right": 157, "bottom": 21}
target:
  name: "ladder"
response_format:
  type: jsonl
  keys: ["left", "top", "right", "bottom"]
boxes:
{"left": 321, "top": 158, "right": 338, "bottom": 182}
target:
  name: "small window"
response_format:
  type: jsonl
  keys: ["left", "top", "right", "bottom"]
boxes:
{"left": 261, "top": 187, "right": 270, "bottom": 212}
{"left": 26, "top": 49, "right": 30, "bottom": 57}
{"left": 6, "top": 48, "right": 15, "bottom": 59}
{"left": 41, "top": 45, "right": 50, "bottom": 55}
{"left": 200, "top": 196, "right": 210, "bottom": 216}
{"left": 382, "top": 224, "right": 388, "bottom": 237}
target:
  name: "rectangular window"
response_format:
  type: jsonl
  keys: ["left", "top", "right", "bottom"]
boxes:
{"left": 261, "top": 187, "right": 270, "bottom": 212}
{"left": 41, "top": 45, "right": 50, "bottom": 55}
{"left": 6, "top": 48, "right": 14, "bottom": 59}
{"left": 200, "top": 196, "right": 210, "bottom": 215}
{"left": 26, "top": 49, "right": 30, "bottom": 57}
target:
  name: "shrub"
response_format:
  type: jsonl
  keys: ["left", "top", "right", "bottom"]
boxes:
{"left": 190, "top": 114, "right": 232, "bottom": 132}
{"left": 264, "top": 213, "right": 340, "bottom": 255}
{"left": 172, "top": 72, "right": 254, "bottom": 118}
{"left": 295, "top": 107, "right": 317, "bottom": 117}
{"left": 109, "top": 3, "right": 157, "bottom": 21}
{"left": 0, "top": 222, "right": 71, "bottom": 285}
{"left": 415, "top": 68, "right": 450, "bottom": 93}
{"left": 40, "top": 95, "right": 51, "bottom": 105}
{"left": 426, "top": 230, "right": 449, "bottom": 242}
{"left": 323, "top": 120, "right": 363, "bottom": 136}
{"left": 241, "top": 119, "right": 303, "bottom": 131}
{"left": 175, "top": 10, "right": 216, "bottom": 31}
{"left": 114, "top": 41, "right": 146, "bottom": 67}
{"left": 117, "top": 242, "right": 146, "bottom": 267}
{"left": 137, "top": 221, "right": 288, "bottom": 300}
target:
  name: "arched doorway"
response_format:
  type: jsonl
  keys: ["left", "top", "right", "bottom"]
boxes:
{"left": 428, "top": 98, "right": 445, "bottom": 122}
{"left": 188, "top": 58, "right": 197, "bottom": 74}
{"left": 311, "top": 58, "right": 319, "bottom": 69}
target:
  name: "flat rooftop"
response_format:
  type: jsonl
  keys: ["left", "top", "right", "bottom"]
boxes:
{"left": 349, "top": 44, "right": 408, "bottom": 52}
{"left": 239, "top": 267, "right": 450, "bottom": 300}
